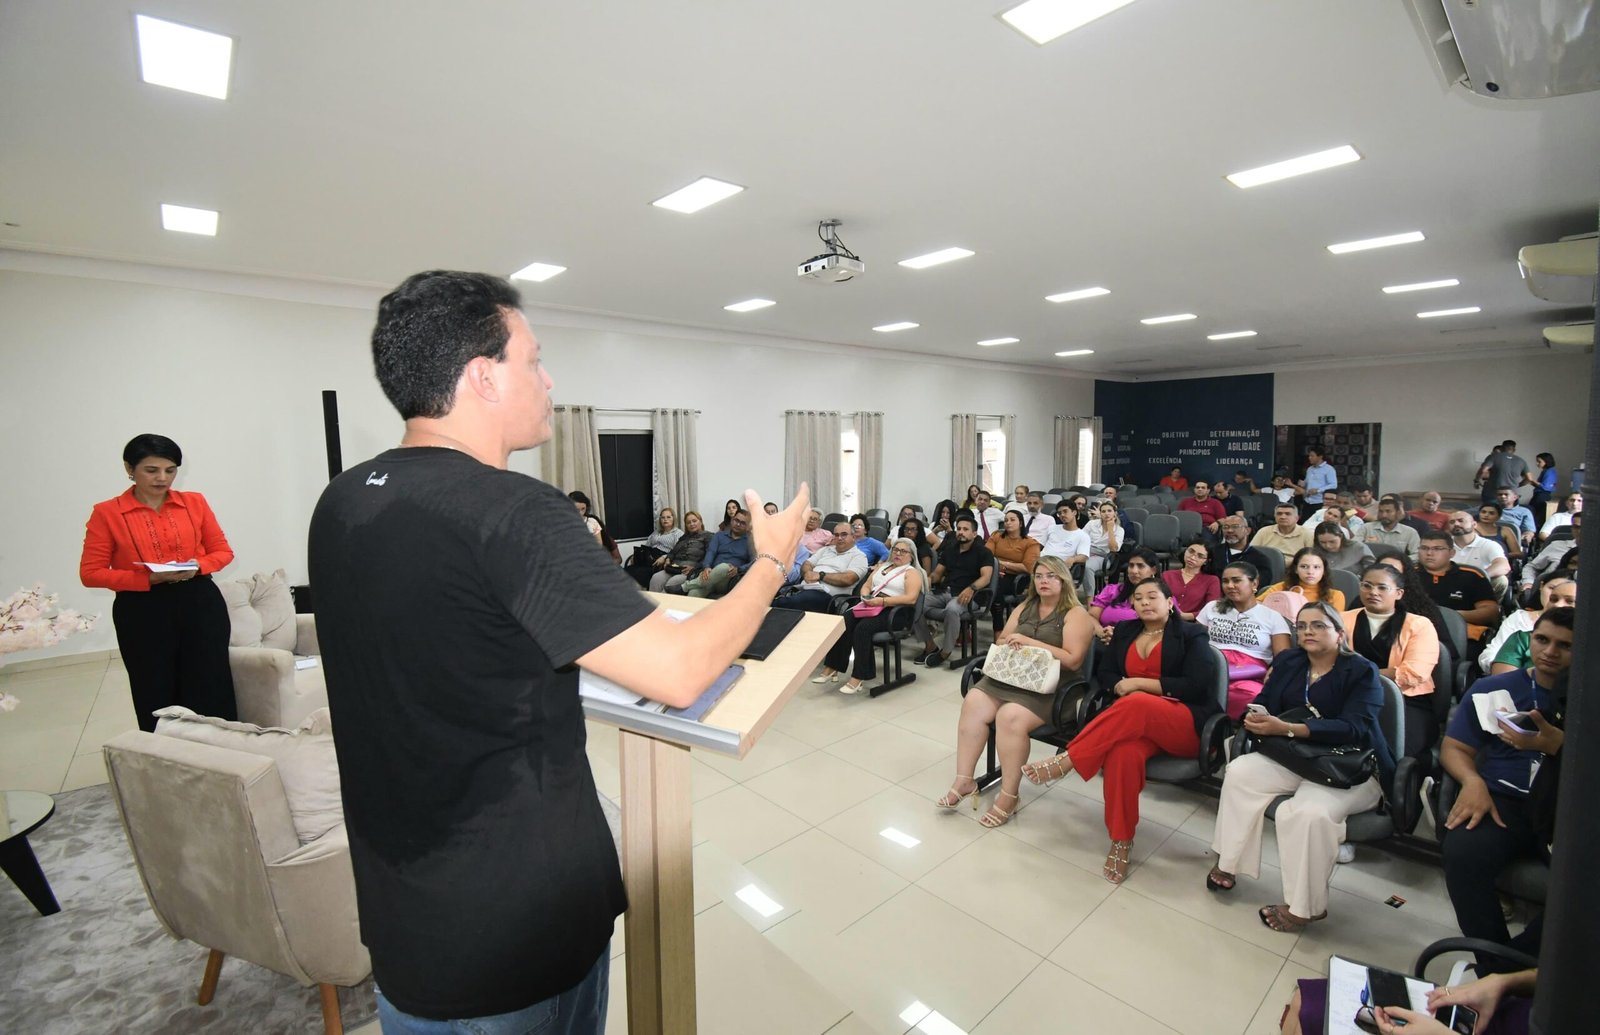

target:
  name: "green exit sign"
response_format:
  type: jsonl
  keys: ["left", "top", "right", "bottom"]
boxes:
{"left": 1317, "top": 415, "right": 1337, "bottom": 424}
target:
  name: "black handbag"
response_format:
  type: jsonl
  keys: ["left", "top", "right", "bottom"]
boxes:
{"left": 1252, "top": 706, "right": 1376, "bottom": 789}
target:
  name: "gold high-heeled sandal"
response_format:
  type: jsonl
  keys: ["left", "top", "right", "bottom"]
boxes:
{"left": 936, "top": 776, "right": 979, "bottom": 811}
{"left": 1022, "top": 753, "right": 1071, "bottom": 785}
{"left": 980, "top": 790, "right": 1020, "bottom": 828}
{"left": 1103, "top": 840, "right": 1132, "bottom": 884}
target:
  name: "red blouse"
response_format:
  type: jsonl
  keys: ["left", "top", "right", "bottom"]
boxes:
{"left": 80, "top": 488, "right": 233, "bottom": 593}
{"left": 1124, "top": 638, "right": 1164, "bottom": 681}
{"left": 1162, "top": 569, "right": 1221, "bottom": 615}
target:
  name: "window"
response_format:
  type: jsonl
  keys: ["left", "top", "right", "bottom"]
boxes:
{"left": 597, "top": 431, "right": 654, "bottom": 539}
{"left": 1077, "top": 427, "right": 1097, "bottom": 485}
{"left": 977, "top": 417, "right": 1007, "bottom": 492}
{"left": 840, "top": 423, "right": 860, "bottom": 515}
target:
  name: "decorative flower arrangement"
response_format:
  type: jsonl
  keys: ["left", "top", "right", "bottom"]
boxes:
{"left": 0, "top": 585, "right": 99, "bottom": 713}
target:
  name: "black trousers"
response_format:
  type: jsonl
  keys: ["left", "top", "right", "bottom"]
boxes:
{"left": 1441, "top": 790, "right": 1548, "bottom": 971}
{"left": 824, "top": 609, "right": 897, "bottom": 680}
{"left": 113, "top": 576, "right": 237, "bottom": 732}
{"left": 1403, "top": 699, "right": 1439, "bottom": 760}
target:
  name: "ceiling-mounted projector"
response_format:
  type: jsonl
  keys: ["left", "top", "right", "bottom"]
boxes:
{"left": 798, "top": 219, "right": 864, "bottom": 283}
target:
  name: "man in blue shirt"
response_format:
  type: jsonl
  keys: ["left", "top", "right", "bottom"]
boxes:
{"left": 1298, "top": 448, "right": 1337, "bottom": 520}
{"left": 1439, "top": 607, "right": 1573, "bottom": 969}
{"left": 683, "top": 508, "right": 754, "bottom": 597}
{"left": 1494, "top": 487, "right": 1537, "bottom": 546}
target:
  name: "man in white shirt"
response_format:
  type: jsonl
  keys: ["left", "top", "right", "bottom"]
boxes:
{"left": 1019, "top": 492, "right": 1054, "bottom": 545}
{"left": 1521, "top": 513, "right": 1580, "bottom": 590}
{"left": 1449, "top": 510, "right": 1510, "bottom": 594}
{"left": 1303, "top": 501, "right": 1363, "bottom": 539}
{"left": 1361, "top": 495, "right": 1421, "bottom": 561}
{"left": 1539, "top": 492, "right": 1582, "bottom": 541}
{"left": 970, "top": 490, "right": 1005, "bottom": 538}
{"left": 772, "top": 523, "right": 868, "bottom": 612}
{"left": 1041, "top": 503, "right": 1092, "bottom": 569}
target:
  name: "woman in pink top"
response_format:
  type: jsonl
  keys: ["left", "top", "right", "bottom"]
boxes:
{"left": 1162, "top": 540, "right": 1221, "bottom": 620}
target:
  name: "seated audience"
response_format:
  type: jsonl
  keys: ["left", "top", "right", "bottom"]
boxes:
{"left": 682, "top": 507, "right": 754, "bottom": 597}
{"left": 624, "top": 506, "right": 684, "bottom": 587}
{"left": 1267, "top": 472, "right": 1300, "bottom": 505}
{"left": 1252, "top": 502, "right": 1316, "bottom": 561}
{"left": 773, "top": 522, "right": 868, "bottom": 612}
{"left": 1085, "top": 499, "right": 1124, "bottom": 585}
{"left": 1342, "top": 563, "right": 1441, "bottom": 757}
{"left": 1089, "top": 548, "right": 1161, "bottom": 639}
{"left": 1304, "top": 502, "right": 1360, "bottom": 539}
{"left": 1419, "top": 529, "right": 1501, "bottom": 643}
{"left": 1441, "top": 607, "right": 1572, "bottom": 969}
{"left": 1041, "top": 501, "right": 1091, "bottom": 572}
{"left": 799, "top": 508, "right": 835, "bottom": 553}
{"left": 1233, "top": 469, "right": 1259, "bottom": 495}
{"left": 1370, "top": 552, "right": 1455, "bottom": 665}
{"left": 1474, "top": 501, "right": 1524, "bottom": 565}
{"left": 568, "top": 490, "right": 605, "bottom": 547}
{"left": 889, "top": 504, "right": 919, "bottom": 540}
{"left": 647, "top": 510, "right": 712, "bottom": 592}
{"left": 1279, "top": 967, "right": 1539, "bottom": 1035}
{"left": 1207, "top": 601, "right": 1394, "bottom": 933}
{"left": 987, "top": 509, "right": 1043, "bottom": 602}
{"left": 1177, "top": 479, "right": 1226, "bottom": 536}
{"left": 969, "top": 489, "right": 1005, "bottom": 538}
{"left": 814, "top": 538, "right": 927, "bottom": 693}
{"left": 1019, "top": 492, "right": 1055, "bottom": 544}
{"left": 1450, "top": 509, "right": 1512, "bottom": 596}
{"left": 1198, "top": 562, "right": 1292, "bottom": 718}
{"left": 927, "top": 498, "right": 959, "bottom": 548}
{"left": 1484, "top": 573, "right": 1576, "bottom": 674}
{"left": 961, "top": 483, "right": 983, "bottom": 510}
{"left": 1361, "top": 495, "right": 1420, "bottom": 561}
{"left": 1162, "top": 540, "right": 1221, "bottom": 620}
{"left": 1519, "top": 512, "right": 1580, "bottom": 590}
{"left": 717, "top": 497, "right": 741, "bottom": 532}
{"left": 1159, "top": 466, "right": 1189, "bottom": 492}
{"left": 1003, "top": 484, "right": 1031, "bottom": 514}
{"left": 1407, "top": 490, "right": 1452, "bottom": 532}
{"left": 1022, "top": 578, "right": 1216, "bottom": 883}
{"left": 1537, "top": 490, "right": 1580, "bottom": 541}
{"left": 913, "top": 514, "right": 995, "bottom": 667}
{"left": 1210, "top": 514, "right": 1276, "bottom": 578}
{"left": 763, "top": 501, "right": 780, "bottom": 515}
{"left": 1212, "top": 479, "right": 1244, "bottom": 517}
{"left": 1495, "top": 486, "right": 1536, "bottom": 545}
{"left": 849, "top": 514, "right": 890, "bottom": 564}
{"left": 940, "top": 556, "right": 1094, "bottom": 827}
{"left": 1258, "top": 546, "right": 1345, "bottom": 615}
{"left": 1348, "top": 483, "right": 1378, "bottom": 518}
{"left": 894, "top": 515, "right": 938, "bottom": 572}
{"left": 1315, "top": 521, "right": 1373, "bottom": 572}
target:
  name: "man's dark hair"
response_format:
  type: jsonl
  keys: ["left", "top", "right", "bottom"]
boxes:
{"left": 372, "top": 271, "right": 523, "bottom": 420}
{"left": 122, "top": 433, "right": 183, "bottom": 467}
{"left": 954, "top": 509, "right": 977, "bottom": 531}
{"left": 1348, "top": 480, "right": 1371, "bottom": 494}
{"left": 1534, "top": 605, "right": 1575, "bottom": 635}
{"left": 1478, "top": 501, "right": 1504, "bottom": 519}
{"left": 1419, "top": 528, "right": 1452, "bottom": 547}
{"left": 1307, "top": 447, "right": 1324, "bottom": 459}
{"left": 1502, "top": 440, "right": 1517, "bottom": 450}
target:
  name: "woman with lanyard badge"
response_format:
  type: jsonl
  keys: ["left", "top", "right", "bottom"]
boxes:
{"left": 79, "top": 434, "right": 237, "bottom": 731}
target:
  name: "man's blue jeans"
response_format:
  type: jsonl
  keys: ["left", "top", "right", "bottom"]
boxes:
{"left": 375, "top": 944, "right": 609, "bottom": 1035}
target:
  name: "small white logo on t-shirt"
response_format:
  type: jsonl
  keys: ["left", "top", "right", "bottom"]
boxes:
{"left": 365, "top": 471, "right": 388, "bottom": 486}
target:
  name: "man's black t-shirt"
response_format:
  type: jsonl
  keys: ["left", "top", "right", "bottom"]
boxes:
{"left": 1421, "top": 564, "right": 1497, "bottom": 612}
{"left": 937, "top": 538, "right": 995, "bottom": 594}
{"left": 308, "top": 448, "right": 653, "bottom": 1019}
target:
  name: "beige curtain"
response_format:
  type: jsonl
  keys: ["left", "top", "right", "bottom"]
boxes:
{"left": 999, "top": 414, "right": 1016, "bottom": 496}
{"left": 549, "top": 404, "right": 606, "bottom": 520}
{"left": 651, "top": 408, "right": 698, "bottom": 518}
{"left": 951, "top": 413, "right": 977, "bottom": 499}
{"left": 784, "top": 410, "right": 842, "bottom": 513}
{"left": 1054, "top": 415, "right": 1104, "bottom": 487}
{"left": 855, "top": 411, "right": 883, "bottom": 512}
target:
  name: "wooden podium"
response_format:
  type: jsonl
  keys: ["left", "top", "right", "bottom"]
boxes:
{"left": 581, "top": 593, "right": 843, "bottom": 1035}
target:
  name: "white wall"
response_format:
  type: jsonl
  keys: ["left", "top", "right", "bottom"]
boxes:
{"left": 1273, "top": 353, "right": 1590, "bottom": 495}
{"left": 0, "top": 260, "right": 1094, "bottom": 658}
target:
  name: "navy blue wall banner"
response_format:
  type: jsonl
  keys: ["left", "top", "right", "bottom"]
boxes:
{"left": 1095, "top": 373, "right": 1275, "bottom": 487}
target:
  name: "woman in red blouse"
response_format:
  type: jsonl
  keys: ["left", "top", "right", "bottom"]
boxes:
{"left": 79, "top": 434, "right": 236, "bottom": 731}
{"left": 1022, "top": 579, "right": 1218, "bottom": 883}
{"left": 1162, "top": 540, "right": 1221, "bottom": 619}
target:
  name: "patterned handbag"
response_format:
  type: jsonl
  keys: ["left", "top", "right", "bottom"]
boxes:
{"left": 982, "top": 643, "right": 1061, "bottom": 695}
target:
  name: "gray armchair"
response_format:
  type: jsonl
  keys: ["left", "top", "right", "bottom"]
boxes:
{"left": 230, "top": 613, "right": 325, "bottom": 728}
{"left": 103, "top": 730, "right": 369, "bottom": 1034}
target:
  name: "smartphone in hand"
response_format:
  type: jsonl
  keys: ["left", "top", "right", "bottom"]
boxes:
{"left": 1497, "top": 711, "right": 1536, "bottom": 735}
{"left": 1245, "top": 703, "right": 1269, "bottom": 716}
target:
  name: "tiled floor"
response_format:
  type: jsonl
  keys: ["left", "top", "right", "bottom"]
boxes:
{"left": 1, "top": 654, "right": 1467, "bottom": 1035}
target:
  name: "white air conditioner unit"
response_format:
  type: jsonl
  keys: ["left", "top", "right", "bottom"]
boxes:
{"left": 1519, "top": 233, "right": 1598, "bottom": 305}
{"left": 1407, "top": 0, "right": 1600, "bottom": 99}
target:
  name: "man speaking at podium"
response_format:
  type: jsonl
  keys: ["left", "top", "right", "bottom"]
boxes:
{"left": 310, "top": 270, "right": 807, "bottom": 1034}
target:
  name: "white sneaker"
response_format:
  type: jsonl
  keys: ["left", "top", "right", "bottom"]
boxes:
{"left": 1335, "top": 843, "right": 1355, "bottom": 864}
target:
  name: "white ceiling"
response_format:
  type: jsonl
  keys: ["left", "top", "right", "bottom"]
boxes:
{"left": 3, "top": 0, "right": 1597, "bottom": 376}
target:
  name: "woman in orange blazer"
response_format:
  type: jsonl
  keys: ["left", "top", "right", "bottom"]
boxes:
{"left": 80, "top": 434, "right": 236, "bottom": 731}
{"left": 1341, "top": 562, "right": 1440, "bottom": 759}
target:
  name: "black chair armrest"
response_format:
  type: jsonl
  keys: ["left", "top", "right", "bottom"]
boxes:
{"left": 1077, "top": 685, "right": 1114, "bottom": 728}
{"left": 1390, "top": 756, "right": 1420, "bottom": 832}
{"left": 1231, "top": 724, "right": 1254, "bottom": 760}
{"left": 1051, "top": 676, "right": 1090, "bottom": 730}
{"left": 1413, "top": 937, "right": 1539, "bottom": 979}
{"left": 828, "top": 594, "right": 862, "bottom": 615}
{"left": 958, "top": 656, "right": 985, "bottom": 697}
{"left": 1198, "top": 711, "right": 1232, "bottom": 777}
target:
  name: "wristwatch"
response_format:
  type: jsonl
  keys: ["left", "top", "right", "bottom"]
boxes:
{"left": 1286, "top": 728, "right": 1296, "bottom": 739}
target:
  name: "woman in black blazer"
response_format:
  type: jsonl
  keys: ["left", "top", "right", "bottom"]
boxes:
{"left": 1023, "top": 578, "right": 1218, "bottom": 883}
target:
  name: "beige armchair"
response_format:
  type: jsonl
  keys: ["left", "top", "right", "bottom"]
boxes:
{"left": 103, "top": 730, "right": 369, "bottom": 1034}
{"left": 218, "top": 570, "right": 327, "bottom": 727}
